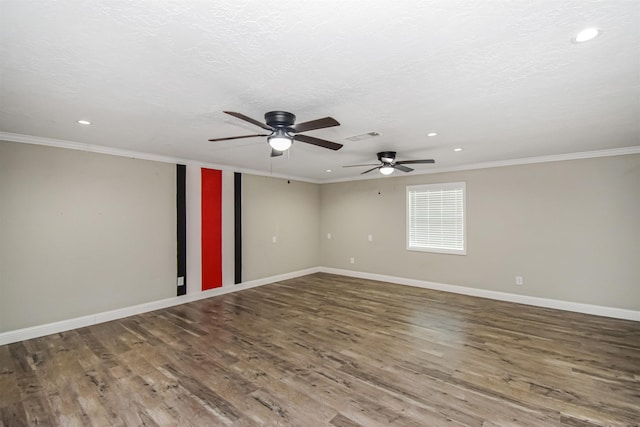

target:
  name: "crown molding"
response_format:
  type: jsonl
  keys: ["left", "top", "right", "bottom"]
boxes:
{"left": 320, "top": 146, "right": 640, "bottom": 184}
{"left": 2, "top": 131, "right": 638, "bottom": 185}
{"left": 0, "top": 132, "right": 321, "bottom": 184}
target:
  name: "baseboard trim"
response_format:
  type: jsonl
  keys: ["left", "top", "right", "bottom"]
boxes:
{"left": 2, "top": 265, "right": 637, "bottom": 346}
{"left": 0, "top": 267, "right": 320, "bottom": 346}
{"left": 319, "top": 267, "right": 640, "bottom": 322}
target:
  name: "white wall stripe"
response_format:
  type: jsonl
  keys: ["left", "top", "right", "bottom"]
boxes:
{"left": 185, "top": 164, "right": 203, "bottom": 295}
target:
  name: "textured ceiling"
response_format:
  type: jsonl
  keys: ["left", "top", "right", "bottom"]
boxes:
{"left": 1, "top": 0, "right": 639, "bottom": 182}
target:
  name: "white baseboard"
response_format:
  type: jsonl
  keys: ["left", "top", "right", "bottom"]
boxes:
{"left": 2, "top": 265, "right": 637, "bottom": 346}
{"left": 319, "top": 267, "right": 640, "bottom": 322}
{"left": 0, "top": 267, "right": 320, "bottom": 346}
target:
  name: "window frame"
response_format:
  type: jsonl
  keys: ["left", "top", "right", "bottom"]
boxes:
{"left": 406, "top": 181, "right": 467, "bottom": 255}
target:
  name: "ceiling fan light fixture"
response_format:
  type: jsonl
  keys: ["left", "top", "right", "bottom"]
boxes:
{"left": 268, "top": 129, "right": 293, "bottom": 152}
{"left": 380, "top": 165, "right": 395, "bottom": 175}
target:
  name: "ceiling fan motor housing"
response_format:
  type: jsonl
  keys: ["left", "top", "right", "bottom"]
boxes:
{"left": 265, "top": 111, "right": 296, "bottom": 128}
{"left": 378, "top": 151, "right": 396, "bottom": 164}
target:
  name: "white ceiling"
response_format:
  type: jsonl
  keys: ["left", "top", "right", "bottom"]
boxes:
{"left": 1, "top": 0, "right": 639, "bottom": 182}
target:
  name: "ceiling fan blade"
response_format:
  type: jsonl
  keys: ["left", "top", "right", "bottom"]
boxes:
{"left": 208, "top": 134, "right": 269, "bottom": 142}
{"left": 361, "top": 166, "right": 380, "bottom": 175}
{"left": 292, "top": 117, "right": 340, "bottom": 133}
{"left": 395, "top": 164, "right": 414, "bottom": 173}
{"left": 223, "top": 111, "right": 273, "bottom": 131}
{"left": 342, "top": 163, "right": 379, "bottom": 168}
{"left": 293, "top": 134, "right": 343, "bottom": 151}
{"left": 270, "top": 149, "right": 284, "bottom": 157}
{"left": 395, "top": 159, "right": 435, "bottom": 165}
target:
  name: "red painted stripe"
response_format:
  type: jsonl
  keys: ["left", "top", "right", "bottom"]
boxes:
{"left": 201, "top": 168, "right": 222, "bottom": 290}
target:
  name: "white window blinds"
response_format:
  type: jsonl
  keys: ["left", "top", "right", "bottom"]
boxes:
{"left": 406, "top": 182, "right": 466, "bottom": 255}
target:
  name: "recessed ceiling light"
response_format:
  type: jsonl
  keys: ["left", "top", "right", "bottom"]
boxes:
{"left": 573, "top": 28, "right": 600, "bottom": 43}
{"left": 326, "top": 169, "right": 332, "bottom": 173}
{"left": 77, "top": 120, "right": 91, "bottom": 125}
{"left": 427, "top": 132, "right": 437, "bottom": 137}
{"left": 453, "top": 148, "right": 463, "bottom": 152}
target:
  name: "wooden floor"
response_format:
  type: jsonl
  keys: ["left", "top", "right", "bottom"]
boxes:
{"left": 1, "top": 273, "right": 639, "bottom": 426}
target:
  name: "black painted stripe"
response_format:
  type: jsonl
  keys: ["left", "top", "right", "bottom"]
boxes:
{"left": 177, "top": 164, "right": 187, "bottom": 295}
{"left": 234, "top": 172, "right": 242, "bottom": 284}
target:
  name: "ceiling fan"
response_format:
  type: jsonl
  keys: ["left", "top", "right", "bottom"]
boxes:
{"left": 208, "top": 111, "right": 343, "bottom": 157}
{"left": 343, "top": 151, "right": 435, "bottom": 175}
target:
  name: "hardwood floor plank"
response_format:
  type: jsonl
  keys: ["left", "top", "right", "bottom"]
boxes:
{"left": 1, "top": 273, "right": 639, "bottom": 426}
{"left": 0, "top": 401, "right": 29, "bottom": 427}
{"left": 46, "top": 376, "right": 94, "bottom": 427}
{"left": 21, "top": 394, "right": 55, "bottom": 426}
{"left": 329, "top": 413, "right": 365, "bottom": 427}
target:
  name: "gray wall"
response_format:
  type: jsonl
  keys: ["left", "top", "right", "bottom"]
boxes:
{"left": 2, "top": 139, "right": 638, "bottom": 334}
{"left": 242, "top": 174, "right": 320, "bottom": 281}
{"left": 0, "top": 141, "right": 177, "bottom": 332}
{"left": 320, "top": 154, "right": 640, "bottom": 311}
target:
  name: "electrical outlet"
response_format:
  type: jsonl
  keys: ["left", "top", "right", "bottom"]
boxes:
{"left": 177, "top": 277, "right": 185, "bottom": 287}
{"left": 327, "top": 233, "right": 332, "bottom": 239}
{"left": 515, "top": 276, "right": 523, "bottom": 285}
{"left": 350, "top": 257, "right": 355, "bottom": 264}
{"left": 367, "top": 234, "right": 373, "bottom": 242}
{"left": 272, "top": 236, "right": 277, "bottom": 243}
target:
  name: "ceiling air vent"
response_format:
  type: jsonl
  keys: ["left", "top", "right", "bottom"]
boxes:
{"left": 346, "top": 132, "right": 380, "bottom": 141}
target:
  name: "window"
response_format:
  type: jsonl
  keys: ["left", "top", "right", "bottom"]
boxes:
{"left": 406, "top": 182, "right": 466, "bottom": 255}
